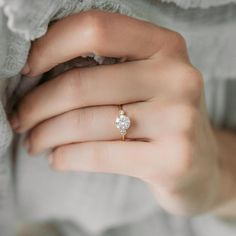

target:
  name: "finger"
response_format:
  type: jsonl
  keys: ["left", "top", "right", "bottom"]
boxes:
{"left": 25, "top": 100, "right": 194, "bottom": 155}
{"left": 49, "top": 140, "right": 157, "bottom": 181}
{"left": 25, "top": 103, "right": 152, "bottom": 155}
{"left": 14, "top": 60, "right": 157, "bottom": 133}
{"left": 24, "top": 9, "right": 174, "bottom": 77}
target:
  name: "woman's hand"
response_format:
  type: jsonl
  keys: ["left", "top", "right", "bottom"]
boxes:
{"left": 9, "top": 10, "right": 223, "bottom": 215}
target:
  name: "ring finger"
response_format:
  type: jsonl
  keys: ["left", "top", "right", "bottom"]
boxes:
{"left": 25, "top": 102, "right": 152, "bottom": 155}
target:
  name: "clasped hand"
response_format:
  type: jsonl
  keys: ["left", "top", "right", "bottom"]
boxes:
{"left": 9, "top": 10, "right": 222, "bottom": 215}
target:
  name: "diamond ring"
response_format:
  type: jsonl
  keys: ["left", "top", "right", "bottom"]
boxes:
{"left": 115, "top": 105, "right": 131, "bottom": 141}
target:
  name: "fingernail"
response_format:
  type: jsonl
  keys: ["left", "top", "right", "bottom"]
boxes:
{"left": 21, "top": 63, "right": 30, "bottom": 75}
{"left": 47, "top": 154, "right": 54, "bottom": 165}
{"left": 9, "top": 113, "right": 20, "bottom": 130}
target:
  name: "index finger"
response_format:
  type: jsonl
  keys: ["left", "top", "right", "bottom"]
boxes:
{"left": 23, "top": 9, "right": 173, "bottom": 77}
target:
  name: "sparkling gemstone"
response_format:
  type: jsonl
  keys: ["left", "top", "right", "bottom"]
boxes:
{"left": 115, "top": 114, "right": 131, "bottom": 132}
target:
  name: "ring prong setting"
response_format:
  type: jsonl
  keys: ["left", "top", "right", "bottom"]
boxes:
{"left": 115, "top": 109, "right": 131, "bottom": 140}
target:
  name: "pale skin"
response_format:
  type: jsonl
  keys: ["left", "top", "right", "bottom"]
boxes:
{"left": 8, "top": 10, "right": 236, "bottom": 217}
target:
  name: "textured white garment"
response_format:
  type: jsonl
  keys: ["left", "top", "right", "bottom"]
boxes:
{"left": 160, "top": 0, "right": 236, "bottom": 8}
{"left": 0, "top": 0, "right": 236, "bottom": 236}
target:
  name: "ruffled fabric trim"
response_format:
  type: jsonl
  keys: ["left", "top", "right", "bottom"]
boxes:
{"left": 160, "top": 0, "right": 236, "bottom": 9}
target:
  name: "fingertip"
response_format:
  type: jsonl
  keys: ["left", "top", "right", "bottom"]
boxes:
{"left": 8, "top": 113, "right": 20, "bottom": 130}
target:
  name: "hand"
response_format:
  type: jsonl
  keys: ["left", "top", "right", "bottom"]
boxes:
{"left": 10, "top": 10, "right": 222, "bottom": 215}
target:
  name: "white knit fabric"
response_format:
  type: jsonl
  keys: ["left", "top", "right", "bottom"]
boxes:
{"left": 160, "top": 0, "right": 236, "bottom": 8}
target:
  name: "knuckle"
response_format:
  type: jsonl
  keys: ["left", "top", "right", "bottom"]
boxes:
{"left": 59, "top": 70, "right": 78, "bottom": 98}
{"left": 183, "top": 68, "right": 203, "bottom": 98}
{"left": 82, "top": 10, "right": 108, "bottom": 54}
{"left": 175, "top": 66, "right": 204, "bottom": 103}
{"left": 175, "top": 105, "right": 198, "bottom": 135}
{"left": 59, "top": 69, "right": 87, "bottom": 106}
{"left": 67, "top": 110, "right": 82, "bottom": 129}
{"left": 167, "top": 31, "right": 187, "bottom": 50}
{"left": 70, "top": 108, "right": 94, "bottom": 134}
